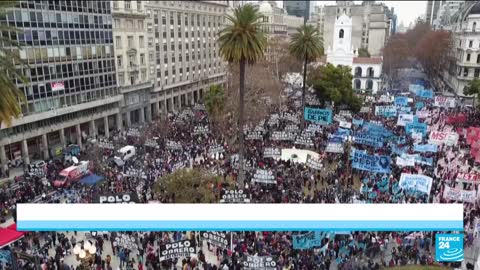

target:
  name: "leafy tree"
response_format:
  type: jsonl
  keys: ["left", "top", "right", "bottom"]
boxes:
{"left": 154, "top": 169, "right": 220, "bottom": 203}
{"left": 308, "top": 63, "right": 362, "bottom": 113}
{"left": 357, "top": 48, "right": 370, "bottom": 57}
{"left": 0, "top": 0, "right": 26, "bottom": 127}
{"left": 382, "top": 33, "right": 410, "bottom": 81}
{"left": 414, "top": 30, "right": 452, "bottom": 80}
{"left": 205, "top": 84, "right": 225, "bottom": 117}
{"left": 464, "top": 78, "right": 480, "bottom": 104}
{"left": 289, "top": 24, "right": 324, "bottom": 129}
{"left": 218, "top": 4, "right": 267, "bottom": 187}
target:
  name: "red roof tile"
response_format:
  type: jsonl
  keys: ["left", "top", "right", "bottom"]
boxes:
{"left": 353, "top": 57, "right": 382, "bottom": 64}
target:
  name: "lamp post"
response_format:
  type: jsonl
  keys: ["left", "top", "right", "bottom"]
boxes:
{"left": 73, "top": 240, "right": 97, "bottom": 269}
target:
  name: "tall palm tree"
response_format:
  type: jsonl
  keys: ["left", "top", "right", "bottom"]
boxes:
{"left": 205, "top": 84, "right": 225, "bottom": 117}
{"left": 218, "top": 4, "right": 266, "bottom": 188}
{"left": 0, "top": 0, "right": 26, "bottom": 127}
{"left": 289, "top": 24, "right": 324, "bottom": 129}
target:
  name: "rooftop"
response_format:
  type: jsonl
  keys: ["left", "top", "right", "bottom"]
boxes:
{"left": 353, "top": 57, "right": 383, "bottom": 64}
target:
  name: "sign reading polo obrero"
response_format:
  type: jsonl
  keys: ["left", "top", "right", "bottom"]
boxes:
{"left": 220, "top": 189, "right": 250, "bottom": 203}
{"left": 242, "top": 256, "right": 277, "bottom": 270}
{"left": 97, "top": 193, "right": 139, "bottom": 204}
{"left": 159, "top": 240, "right": 197, "bottom": 261}
{"left": 200, "top": 231, "right": 231, "bottom": 249}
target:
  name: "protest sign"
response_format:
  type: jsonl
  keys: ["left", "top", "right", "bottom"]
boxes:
{"left": 415, "top": 156, "right": 434, "bottom": 166}
{"left": 360, "top": 107, "right": 371, "bottom": 113}
{"left": 399, "top": 173, "right": 433, "bottom": 194}
{"left": 413, "top": 144, "right": 438, "bottom": 153}
{"left": 405, "top": 122, "right": 427, "bottom": 137}
{"left": 351, "top": 149, "right": 391, "bottom": 174}
{"left": 306, "top": 124, "right": 323, "bottom": 133}
{"left": 193, "top": 126, "right": 210, "bottom": 135}
{"left": 246, "top": 131, "right": 264, "bottom": 141}
{"left": 375, "top": 106, "right": 397, "bottom": 117}
{"left": 144, "top": 139, "right": 158, "bottom": 148}
{"left": 411, "top": 131, "right": 423, "bottom": 143}
{"left": 443, "top": 186, "right": 477, "bottom": 203}
{"left": 325, "top": 142, "right": 344, "bottom": 153}
{"left": 467, "top": 127, "right": 480, "bottom": 145}
{"left": 377, "top": 95, "right": 393, "bottom": 103}
{"left": 114, "top": 234, "right": 139, "bottom": 251}
{"left": 271, "top": 131, "right": 295, "bottom": 141}
{"left": 396, "top": 154, "right": 417, "bottom": 167}
{"left": 220, "top": 189, "right": 250, "bottom": 203}
{"left": 285, "top": 124, "right": 300, "bottom": 133}
{"left": 397, "top": 114, "right": 415, "bottom": 127}
{"left": 295, "top": 134, "right": 314, "bottom": 146}
{"left": 292, "top": 231, "right": 324, "bottom": 249}
{"left": 416, "top": 89, "right": 434, "bottom": 99}
{"left": 282, "top": 112, "right": 299, "bottom": 123}
{"left": 97, "top": 193, "right": 139, "bottom": 204}
{"left": 339, "top": 110, "right": 352, "bottom": 119}
{"left": 200, "top": 232, "right": 231, "bottom": 249}
{"left": 208, "top": 145, "right": 225, "bottom": 155}
{"left": 263, "top": 148, "right": 281, "bottom": 159}
{"left": 446, "top": 114, "right": 467, "bottom": 125}
{"left": 398, "top": 106, "right": 412, "bottom": 114}
{"left": 339, "top": 120, "right": 352, "bottom": 129}
{"left": 126, "top": 128, "right": 141, "bottom": 137}
{"left": 352, "top": 118, "right": 364, "bottom": 126}
{"left": 409, "top": 84, "right": 423, "bottom": 94}
{"left": 166, "top": 140, "right": 183, "bottom": 150}
{"left": 252, "top": 169, "right": 276, "bottom": 184}
{"left": 434, "top": 96, "right": 456, "bottom": 108}
{"left": 242, "top": 256, "right": 277, "bottom": 270}
{"left": 394, "top": 96, "right": 409, "bottom": 107}
{"left": 353, "top": 133, "right": 384, "bottom": 148}
{"left": 304, "top": 107, "right": 333, "bottom": 124}
{"left": 455, "top": 172, "right": 480, "bottom": 183}
{"left": 416, "top": 110, "right": 429, "bottom": 119}
{"left": 428, "top": 131, "right": 459, "bottom": 146}
{"left": 306, "top": 155, "right": 323, "bottom": 170}
{"left": 159, "top": 240, "right": 196, "bottom": 261}
{"left": 415, "top": 102, "right": 424, "bottom": 110}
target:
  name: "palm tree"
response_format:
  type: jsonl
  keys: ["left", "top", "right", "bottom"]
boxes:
{"left": 0, "top": 0, "right": 26, "bottom": 127}
{"left": 205, "top": 84, "right": 225, "bottom": 117}
{"left": 289, "top": 24, "right": 324, "bottom": 129}
{"left": 218, "top": 4, "right": 267, "bottom": 188}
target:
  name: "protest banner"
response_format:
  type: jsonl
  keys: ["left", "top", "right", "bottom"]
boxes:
{"left": 353, "top": 133, "right": 384, "bottom": 148}
{"left": 208, "top": 145, "right": 225, "bottom": 155}
{"left": 339, "top": 110, "right": 352, "bottom": 119}
{"left": 428, "top": 131, "right": 459, "bottom": 146}
{"left": 242, "top": 256, "right": 277, "bottom": 270}
{"left": 159, "top": 240, "right": 197, "bottom": 261}
{"left": 352, "top": 118, "right": 364, "bottom": 126}
{"left": 166, "top": 140, "right": 183, "bottom": 150}
{"left": 455, "top": 172, "right": 480, "bottom": 183}
{"left": 416, "top": 89, "right": 434, "bottom": 99}
{"left": 97, "top": 193, "right": 139, "bottom": 204}
{"left": 306, "top": 124, "right": 323, "bottom": 133}
{"left": 416, "top": 110, "right": 429, "bottom": 119}
{"left": 375, "top": 106, "right": 397, "bottom": 117}
{"left": 466, "top": 127, "right": 480, "bottom": 145}
{"left": 396, "top": 154, "right": 417, "bottom": 167}
{"left": 339, "top": 120, "right": 352, "bottom": 129}
{"left": 398, "top": 106, "right": 412, "bottom": 114}
{"left": 304, "top": 107, "right": 333, "bottom": 124}
{"left": 246, "top": 131, "right": 264, "bottom": 141}
{"left": 415, "top": 102, "right": 424, "bottom": 110}
{"left": 114, "top": 234, "right": 139, "bottom": 251}
{"left": 394, "top": 96, "right": 409, "bottom": 107}
{"left": 399, "top": 173, "right": 433, "bottom": 194}
{"left": 434, "top": 96, "right": 456, "bottom": 108}
{"left": 292, "top": 231, "right": 325, "bottom": 249}
{"left": 263, "top": 148, "right": 281, "bottom": 159}
{"left": 252, "top": 169, "right": 276, "bottom": 184}
{"left": 325, "top": 142, "right": 344, "bottom": 153}
{"left": 415, "top": 156, "right": 434, "bottom": 166}
{"left": 285, "top": 124, "right": 300, "bottom": 133}
{"left": 443, "top": 186, "right": 477, "bottom": 203}
{"left": 360, "top": 107, "right": 371, "bottom": 113}
{"left": 220, "top": 189, "right": 250, "bottom": 203}
{"left": 200, "top": 231, "right": 231, "bottom": 249}
{"left": 351, "top": 149, "right": 391, "bottom": 174}
{"left": 446, "top": 114, "right": 467, "bottom": 125}
{"left": 306, "top": 155, "right": 323, "bottom": 170}
{"left": 362, "top": 122, "right": 393, "bottom": 137}
{"left": 413, "top": 144, "right": 438, "bottom": 153}
{"left": 193, "top": 126, "right": 210, "bottom": 135}
{"left": 271, "top": 131, "right": 295, "bottom": 141}
{"left": 397, "top": 114, "right": 415, "bottom": 127}
{"left": 377, "top": 95, "right": 393, "bottom": 103}
{"left": 405, "top": 122, "right": 427, "bottom": 137}
{"left": 295, "top": 134, "right": 314, "bottom": 146}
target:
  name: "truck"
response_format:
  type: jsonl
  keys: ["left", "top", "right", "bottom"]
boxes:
{"left": 53, "top": 160, "right": 90, "bottom": 188}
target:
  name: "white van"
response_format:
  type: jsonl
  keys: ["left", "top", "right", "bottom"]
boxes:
{"left": 114, "top": 145, "right": 136, "bottom": 166}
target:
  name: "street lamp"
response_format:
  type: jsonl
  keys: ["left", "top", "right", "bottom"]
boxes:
{"left": 73, "top": 240, "right": 97, "bottom": 269}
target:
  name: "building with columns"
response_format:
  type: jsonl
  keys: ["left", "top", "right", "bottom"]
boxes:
{"left": 0, "top": 0, "right": 228, "bottom": 171}
{"left": 0, "top": 0, "right": 122, "bottom": 171}
{"left": 326, "top": 13, "right": 383, "bottom": 94}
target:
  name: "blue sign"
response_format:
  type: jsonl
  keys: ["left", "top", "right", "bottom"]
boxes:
{"left": 352, "top": 118, "right": 364, "bottom": 126}
{"left": 363, "top": 122, "right": 393, "bottom": 137}
{"left": 415, "top": 156, "right": 434, "bottom": 166}
{"left": 0, "top": 250, "right": 12, "bottom": 264}
{"left": 353, "top": 133, "right": 384, "bottom": 148}
{"left": 398, "top": 107, "right": 411, "bottom": 114}
{"left": 413, "top": 144, "right": 438, "bottom": 153}
{"left": 405, "top": 122, "right": 427, "bottom": 137}
{"left": 435, "top": 234, "right": 463, "bottom": 262}
{"left": 416, "top": 89, "right": 434, "bottom": 100}
{"left": 293, "top": 231, "right": 332, "bottom": 249}
{"left": 392, "top": 145, "right": 407, "bottom": 156}
{"left": 375, "top": 106, "right": 397, "bottom": 117}
{"left": 415, "top": 102, "right": 425, "bottom": 110}
{"left": 304, "top": 107, "right": 332, "bottom": 124}
{"left": 394, "top": 96, "right": 409, "bottom": 107}
{"left": 351, "top": 149, "right": 391, "bottom": 174}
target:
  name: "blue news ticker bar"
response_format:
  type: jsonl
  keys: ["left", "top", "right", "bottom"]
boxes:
{"left": 17, "top": 220, "right": 464, "bottom": 231}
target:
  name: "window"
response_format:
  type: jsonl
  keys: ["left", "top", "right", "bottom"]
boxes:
{"left": 366, "top": 79, "right": 373, "bottom": 90}
{"left": 127, "top": 20, "right": 133, "bottom": 28}
{"left": 139, "top": 36, "right": 144, "bottom": 48}
{"left": 477, "top": 54, "right": 480, "bottom": 64}
{"left": 125, "top": 1, "right": 131, "bottom": 9}
{"left": 117, "top": 55, "right": 122, "bottom": 68}
{"left": 464, "top": 67, "right": 469, "bottom": 77}
{"left": 475, "top": 68, "right": 480, "bottom": 78}
{"left": 473, "top": 22, "right": 477, "bottom": 32}
{"left": 367, "top": 67, "right": 374, "bottom": 77}
{"left": 127, "top": 36, "right": 133, "bottom": 48}
{"left": 467, "top": 53, "right": 471, "bottom": 61}
{"left": 114, "top": 19, "right": 120, "bottom": 28}
{"left": 137, "top": 1, "right": 142, "bottom": 10}
{"left": 119, "top": 73, "right": 124, "bottom": 85}
{"left": 115, "top": 36, "right": 121, "bottom": 48}
{"left": 355, "top": 67, "right": 362, "bottom": 77}
{"left": 339, "top": 29, "right": 344, "bottom": 39}
{"left": 469, "top": 40, "right": 473, "bottom": 48}
{"left": 138, "top": 20, "right": 143, "bottom": 29}
{"left": 140, "top": 53, "right": 145, "bottom": 65}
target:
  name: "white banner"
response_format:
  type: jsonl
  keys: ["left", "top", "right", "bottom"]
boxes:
{"left": 339, "top": 120, "right": 352, "bottom": 129}
{"left": 428, "top": 131, "right": 459, "bottom": 146}
{"left": 325, "top": 143, "right": 344, "bottom": 153}
{"left": 416, "top": 110, "right": 429, "bottom": 119}
{"left": 360, "top": 107, "right": 371, "bottom": 113}
{"left": 397, "top": 114, "right": 414, "bottom": 127}
{"left": 399, "top": 174, "right": 433, "bottom": 194}
{"left": 443, "top": 186, "right": 477, "bottom": 203}
{"left": 396, "top": 154, "right": 417, "bottom": 167}
{"left": 434, "top": 96, "right": 456, "bottom": 108}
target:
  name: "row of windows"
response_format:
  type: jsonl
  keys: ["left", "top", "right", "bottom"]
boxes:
{"left": 152, "top": 12, "right": 222, "bottom": 28}
{"left": 464, "top": 53, "right": 480, "bottom": 63}
{"left": 153, "top": 28, "right": 219, "bottom": 39}
{"left": 457, "top": 67, "right": 480, "bottom": 78}
{"left": 147, "top": 2, "right": 225, "bottom": 14}
{"left": 17, "top": 0, "right": 111, "bottom": 14}
{"left": 458, "top": 38, "right": 480, "bottom": 49}
{"left": 5, "top": 29, "right": 113, "bottom": 46}
{"left": 16, "top": 46, "right": 114, "bottom": 64}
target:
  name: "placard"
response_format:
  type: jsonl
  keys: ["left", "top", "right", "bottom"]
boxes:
{"left": 434, "top": 96, "right": 456, "bottom": 108}
{"left": 428, "top": 131, "right": 459, "bottom": 146}
{"left": 397, "top": 114, "right": 415, "bottom": 127}
{"left": 353, "top": 133, "right": 384, "bottom": 148}
{"left": 399, "top": 173, "right": 433, "bottom": 194}
{"left": 339, "top": 110, "right": 352, "bottom": 119}
{"left": 295, "top": 134, "right": 314, "bottom": 146}
{"left": 220, "top": 189, "right": 250, "bottom": 203}
{"left": 252, "top": 169, "right": 276, "bottom": 184}
{"left": 304, "top": 107, "right": 333, "bottom": 124}
{"left": 271, "top": 131, "right": 295, "bottom": 141}
{"left": 360, "top": 107, "right": 371, "bottom": 113}
{"left": 242, "top": 256, "right": 277, "bottom": 270}
{"left": 208, "top": 145, "right": 225, "bottom": 155}
{"left": 263, "top": 148, "right": 281, "bottom": 159}
{"left": 396, "top": 154, "right": 417, "bottom": 167}
{"left": 193, "top": 126, "right": 210, "bottom": 135}
{"left": 97, "top": 193, "right": 139, "bottom": 204}
{"left": 413, "top": 144, "right": 438, "bottom": 153}
{"left": 375, "top": 106, "right": 397, "bottom": 117}
{"left": 416, "top": 110, "right": 429, "bottom": 119}
{"left": 292, "top": 231, "right": 323, "bottom": 249}
{"left": 405, "top": 122, "right": 427, "bottom": 137}
{"left": 166, "top": 140, "right": 183, "bottom": 150}
{"left": 325, "top": 142, "right": 344, "bottom": 153}
{"left": 159, "top": 240, "right": 196, "bottom": 261}
{"left": 443, "top": 186, "right": 477, "bottom": 203}
{"left": 284, "top": 124, "right": 300, "bottom": 133}
{"left": 306, "top": 155, "right": 323, "bottom": 170}
{"left": 455, "top": 172, "right": 480, "bottom": 183}
{"left": 351, "top": 149, "right": 391, "bottom": 174}
{"left": 246, "top": 131, "right": 264, "bottom": 141}
{"left": 200, "top": 231, "right": 231, "bottom": 249}
{"left": 394, "top": 96, "right": 409, "bottom": 107}
{"left": 339, "top": 120, "right": 352, "bottom": 129}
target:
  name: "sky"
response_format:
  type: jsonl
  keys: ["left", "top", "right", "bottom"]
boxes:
{"left": 276, "top": 1, "right": 427, "bottom": 26}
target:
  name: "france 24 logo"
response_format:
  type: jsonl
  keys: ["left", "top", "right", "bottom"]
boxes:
{"left": 435, "top": 234, "right": 464, "bottom": 262}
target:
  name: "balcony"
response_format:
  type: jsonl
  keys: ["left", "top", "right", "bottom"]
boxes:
{"left": 120, "top": 81, "right": 153, "bottom": 94}
{"left": 112, "top": 8, "right": 148, "bottom": 18}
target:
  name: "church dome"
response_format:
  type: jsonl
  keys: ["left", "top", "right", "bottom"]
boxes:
{"left": 258, "top": 1, "right": 273, "bottom": 14}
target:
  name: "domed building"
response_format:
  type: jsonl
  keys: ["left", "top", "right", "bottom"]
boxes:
{"left": 254, "top": 1, "right": 303, "bottom": 37}
{"left": 443, "top": 2, "right": 480, "bottom": 96}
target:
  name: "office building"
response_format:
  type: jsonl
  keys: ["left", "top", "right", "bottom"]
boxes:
{"left": 432, "top": 1, "right": 465, "bottom": 30}
{"left": 0, "top": 0, "right": 121, "bottom": 170}
{"left": 426, "top": 0, "right": 444, "bottom": 25}
{"left": 283, "top": 0, "right": 314, "bottom": 21}
{"left": 257, "top": 1, "right": 303, "bottom": 37}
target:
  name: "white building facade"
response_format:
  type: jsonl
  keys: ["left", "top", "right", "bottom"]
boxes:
{"left": 326, "top": 13, "right": 383, "bottom": 94}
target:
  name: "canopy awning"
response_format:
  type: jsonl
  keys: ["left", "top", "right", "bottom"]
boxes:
{"left": 0, "top": 223, "right": 25, "bottom": 248}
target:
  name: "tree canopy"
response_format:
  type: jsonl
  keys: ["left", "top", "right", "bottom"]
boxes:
{"left": 358, "top": 48, "right": 370, "bottom": 58}
{"left": 464, "top": 79, "right": 480, "bottom": 104}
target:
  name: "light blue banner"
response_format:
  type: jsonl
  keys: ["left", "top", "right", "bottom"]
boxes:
{"left": 352, "top": 118, "right": 364, "bottom": 126}
{"left": 351, "top": 149, "right": 391, "bottom": 174}
{"left": 416, "top": 89, "right": 434, "bottom": 100}
{"left": 398, "top": 107, "right": 412, "bottom": 114}
{"left": 415, "top": 156, "right": 434, "bottom": 166}
{"left": 392, "top": 145, "right": 408, "bottom": 156}
{"left": 413, "top": 144, "right": 438, "bottom": 153}
{"left": 353, "top": 133, "right": 384, "bottom": 148}
{"left": 305, "top": 107, "right": 333, "bottom": 124}
{"left": 406, "top": 122, "right": 428, "bottom": 137}
{"left": 394, "top": 96, "right": 409, "bottom": 107}
{"left": 375, "top": 106, "right": 397, "bottom": 117}
{"left": 293, "top": 231, "right": 331, "bottom": 249}
{"left": 415, "top": 102, "right": 425, "bottom": 110}
{"left": 409, "top": 84, "right": 423, "bottom": 93}
{"left": 363, "top": 122, "right": 393, "bottom": 137}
